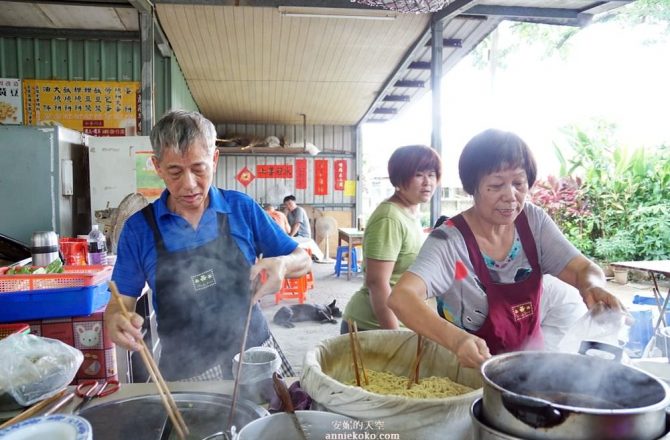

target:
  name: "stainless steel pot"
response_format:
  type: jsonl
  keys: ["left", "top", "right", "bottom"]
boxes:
{"left": 471, "top": 398, "right": 524, "bottom": 440}
{"left": 235, "top": 410, "right": 361, "bottom": 440}
{"left": 78, "top": 392, "right": 268, "bottom": 440}
{"left": 481, "top": 343, "right": 670, "bottom": 440}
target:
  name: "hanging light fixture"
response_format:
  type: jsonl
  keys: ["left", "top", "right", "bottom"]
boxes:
{"left": 351, "top": 0, "right": 452, "bottom": 14}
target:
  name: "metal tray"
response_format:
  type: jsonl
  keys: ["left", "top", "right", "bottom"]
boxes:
{"left": 78, "top": 392, "right": 268, "bottom": 440}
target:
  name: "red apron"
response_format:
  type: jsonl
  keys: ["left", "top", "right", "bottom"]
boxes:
{"left": 451, "top": 211, "right": 543, "bottom": 354}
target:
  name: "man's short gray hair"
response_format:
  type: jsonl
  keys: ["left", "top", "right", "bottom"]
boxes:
{"left": 150, "top": 110, "right": 217, "bottom": 160}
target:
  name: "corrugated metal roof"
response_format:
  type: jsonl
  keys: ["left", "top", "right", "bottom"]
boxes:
{"left": 0, "top": 0, "right": 633, "bottom": 125}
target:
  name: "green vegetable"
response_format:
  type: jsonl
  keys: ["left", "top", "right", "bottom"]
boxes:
{"left": 45, "top": 258, "right": 64, "bottom": 274}
{"left": 5, "top": 258, "right": 64, "bottom": 275}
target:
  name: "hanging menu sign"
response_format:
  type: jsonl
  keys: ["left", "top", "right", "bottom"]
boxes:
{"left": 295, "top": 159, "right": 307, "bottom": 189}
{"left": 314, "top": 159, "right": 329, "bottom": 195}
{"left": 23, "top": 79, "right": 140, "bottom": 136}
{"left": 333, "top": 159, "right": 347, "bottom": 191}
{"left": 0, "top": 78, "right": 22, "bottom": 124}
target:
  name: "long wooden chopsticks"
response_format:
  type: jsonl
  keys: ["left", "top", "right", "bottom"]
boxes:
{"left": 108, "top": 281, "right": 189, "bottom": 440}
{"left": 407, "top": 334, "right": 425, "bottom": 389}
{"left": 0, "top": 389, "right": 67, "bottom": 430}
{"left": 347, "top": 319, "right": 368, "bottom": 386}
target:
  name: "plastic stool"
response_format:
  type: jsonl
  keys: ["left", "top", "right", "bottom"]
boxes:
{"left": 334, "top": 246, "right": 359, "bottom": 277}
{"left": 275, "top": 274, "right": 309, "bottom": 304}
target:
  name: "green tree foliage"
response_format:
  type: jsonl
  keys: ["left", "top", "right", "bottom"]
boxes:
{"left": 538, "top": 123, "right": 670, "bottom": 262}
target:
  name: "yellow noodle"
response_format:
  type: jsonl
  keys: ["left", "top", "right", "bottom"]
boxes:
{"left": 347, "top": 369, "right": 473, "bottom": 399}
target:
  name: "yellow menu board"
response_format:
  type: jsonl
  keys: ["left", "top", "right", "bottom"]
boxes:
{"left": 23, "top": 79, "right": 140, "bottom": 136}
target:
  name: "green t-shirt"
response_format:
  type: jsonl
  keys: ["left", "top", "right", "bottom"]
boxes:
{"left": 343, "top": 201, "right": 425, "bottom": 329}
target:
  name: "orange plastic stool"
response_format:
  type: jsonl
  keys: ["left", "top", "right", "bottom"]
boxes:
{"left": 274, "top": 274, "right": 309, "bottom": 304}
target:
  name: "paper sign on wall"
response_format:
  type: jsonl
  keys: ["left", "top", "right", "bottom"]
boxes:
{"left": 344, "top": 180, "right": 356, "bottom": 197}
{"left": 257, "top": 164, "right": 293, "bottom": 178}
{"left": 23, "top": 79, "right": 140, "bottom": 135}
{"left": 314, "top": 159, "right": 329, "bottom": 196}
{"left": 0, "top": 78, "right": 22, "bottom": 124}
{"left": 236, "top": 166, "right": 255, "bottom": 187}
{"left": 295, "top": 159, "right": 307, "bottom": 189}
{"left": 333, "top": 160, "right": 347, "bottom": 191}
{"left": 135, "top": 151, "right": 165, "bottom": 202}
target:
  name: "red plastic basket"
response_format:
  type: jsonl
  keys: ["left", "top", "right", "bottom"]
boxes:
{"left": 0, "top": 323, "right": 30, "bottom": 340}
{"left": 0, "top": 265, "right": 113, "bottom": 293}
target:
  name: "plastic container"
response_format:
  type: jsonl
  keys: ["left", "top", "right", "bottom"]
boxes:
{"left": 87, "top": 225, "right": 107, "bottom": 265}
{"left": 232, "top": 347, "right": 282, "bottom": 404}
{"left": 0, "top": 283, "right": 110, "bottom": 321}
{"left": 0, "top": 265, "right": 112, "bottom": 292}
{"left": 59, "top": 237, "right": 88, "bottom": 266}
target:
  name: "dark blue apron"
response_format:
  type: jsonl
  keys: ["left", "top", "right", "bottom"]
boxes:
{"left": 142, "top": 205, "right": 270, "bottom": 380}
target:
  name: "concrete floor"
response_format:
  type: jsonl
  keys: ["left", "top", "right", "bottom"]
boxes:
{"left": 261, "top": 262, "right": 664, "bottom": 375}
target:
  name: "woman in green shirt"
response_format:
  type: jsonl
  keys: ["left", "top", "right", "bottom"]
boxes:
{"left": 341, "top": 144, "right": 441, "bottom": 333}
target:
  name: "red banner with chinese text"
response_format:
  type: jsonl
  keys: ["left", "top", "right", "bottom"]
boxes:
{"left": 333, "top": 160, "right": 347, "bottom": 191}
{"left": 256, "top": 164, "right": 293, "bottom": 178}
{"left": 295, "top": 159, "right": 307, "bottom": 189}
{"left": 314, "top": 159, "right": 329, "bottom": 195}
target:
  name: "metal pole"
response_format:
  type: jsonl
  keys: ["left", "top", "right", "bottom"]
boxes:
{"left": 430, "top": 17, "right": 444, "bottom": 228}
{"left": 140, "top": 10, "right": 154, "bottom": 134}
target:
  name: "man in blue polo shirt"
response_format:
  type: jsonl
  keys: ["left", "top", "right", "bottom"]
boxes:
{"left": 105, "top": 110, "right": 311, "bottom": 381}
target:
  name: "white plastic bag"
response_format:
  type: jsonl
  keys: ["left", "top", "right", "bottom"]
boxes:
{"left": 558, "top": 302, "right": 630, "bottom": 356}
{"left": 0, "top": 333, "right": 83, "bottom": 406}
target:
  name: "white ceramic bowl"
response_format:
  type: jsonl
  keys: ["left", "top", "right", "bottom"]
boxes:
{"left": 0, "top": 415, "right": 92, "bottom": 440}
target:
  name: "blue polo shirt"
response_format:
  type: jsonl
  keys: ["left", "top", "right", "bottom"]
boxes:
{"left": 112, "top": 187, "right": 298, "bottom": 309}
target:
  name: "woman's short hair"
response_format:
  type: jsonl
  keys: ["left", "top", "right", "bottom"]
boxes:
{"left": 388, "top": 145, "right": 441, "bottom": 189}
{"left": 458, "top": 129, "right": 537, "bottom": 195}
{"left": 150, "top": 110, "right": 217, "bottom": 160}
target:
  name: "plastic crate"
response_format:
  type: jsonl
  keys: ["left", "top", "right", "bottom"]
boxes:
{"left": 0, "top": 265, "right": 112, "bottom": 292}
{"left": 0, "top": 283, "right": 111, "bottom": 322}
{"left": 0, "top": 323, "right": 30, "bottom": 340}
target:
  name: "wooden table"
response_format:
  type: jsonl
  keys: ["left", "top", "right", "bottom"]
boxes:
{"left": 611, "top": 260, "right": 670, "bottom": 335}
{"left": 337, "top": 227, "right": 363, "bottom": 280}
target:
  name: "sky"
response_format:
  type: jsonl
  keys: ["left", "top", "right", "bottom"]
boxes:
{"left": 361, "top": 19, "right": 670, "bottom": 189}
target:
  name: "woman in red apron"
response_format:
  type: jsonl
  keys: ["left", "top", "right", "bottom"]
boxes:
{"left": 388, "top": 128, "right": 626, "bottom": 368}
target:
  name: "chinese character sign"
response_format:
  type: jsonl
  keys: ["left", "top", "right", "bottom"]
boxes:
{"left": 295, "top": 159, "right": 307, "bottom": 189}
{"left": 333, "top": 159, "right": 347, "bottom": 191}
{"left": 23, "top": 79, "right": 140, "bottom": 136}
{"left": 256, "top": 164, "right": 293, "bottom": 178}
{"left": 314, "top": 159, "right": 329, "bottom": 195}
{"left": 0, "top": 78, "right": 22, "bottom": 124}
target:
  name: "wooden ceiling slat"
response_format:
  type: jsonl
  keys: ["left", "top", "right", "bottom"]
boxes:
{"left": 157, "top": 4, "right": 429, "bottom": 125}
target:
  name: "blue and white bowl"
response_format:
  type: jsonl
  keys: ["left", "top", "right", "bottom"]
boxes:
{"left": 0, "top": 414, "right": 92, "bottom": 440}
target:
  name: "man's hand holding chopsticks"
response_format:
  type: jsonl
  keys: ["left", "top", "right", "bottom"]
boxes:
{"left": 104, "top": 292, "right": 144, "bottom": 352}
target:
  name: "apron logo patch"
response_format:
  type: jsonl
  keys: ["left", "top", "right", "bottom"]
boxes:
{"left": 192, "top": 269, "right": 216, "bottom": 291}
{"left": 511, "top": 302, "right": 533, "bottom": 321}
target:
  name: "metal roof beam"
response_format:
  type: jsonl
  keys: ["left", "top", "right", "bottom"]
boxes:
{"left": 154, "top": 0, "right": 381, "bottom": 10}
{"left": 5, "top": 0, "right": 133, "bottom": 6}
{"left": 432, "top": 0, "right": 479, "bottom": 24}
{"left": 580, "top": 1, "right": 635, "bottom": 15}
{"left": 128, "top": 0, "right": 153, "bottom": 13}
{"left": 394, "top": 80, "right": 424, "bottom": 88}
{"left": 424, "top": 38, "right": 462, "bottom": 47}
{"left": 374, "top": 108, "right": 397, "bottom": 115}
{"left": 466, "top": 5, "right": 580, "bottom": 20}
{"left": 463, "top": 5, "right": 595, "bottom": 26}
{"left": 383, "top": 95, "right": 410, "bottom": 102}
{"left": 408, "top": 61, "right": 430, "bottom": 70}
{"left": 0, "top": 26, "right": 139, "bottom": 40}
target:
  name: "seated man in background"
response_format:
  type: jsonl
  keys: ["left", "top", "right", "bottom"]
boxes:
{"left": 264, "top": 203, "right": 290, "bottom": 234}
{"left": 283, "top": 195, "right": 311, "bottom": 239}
